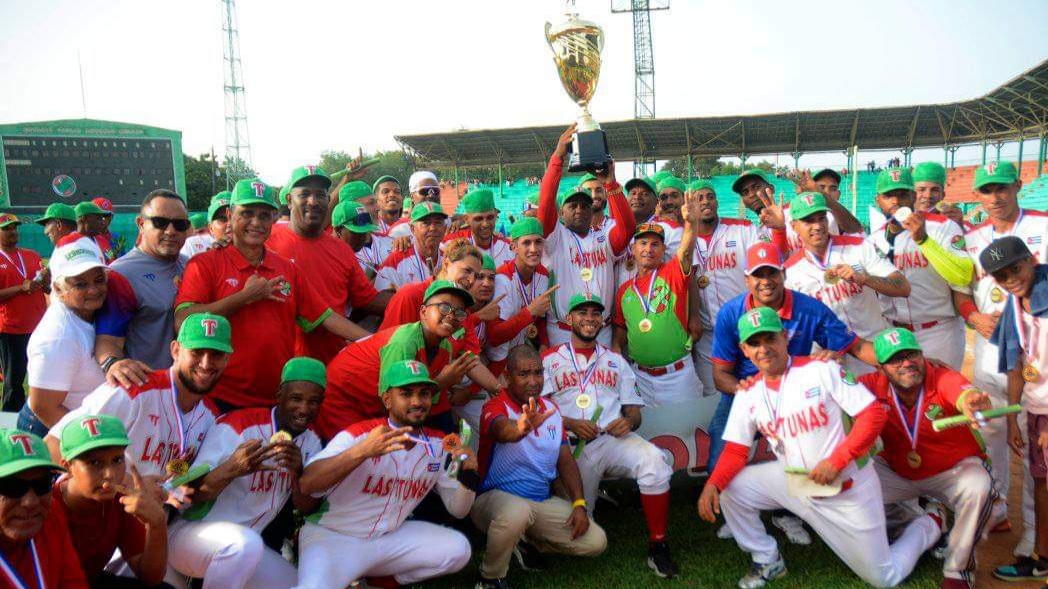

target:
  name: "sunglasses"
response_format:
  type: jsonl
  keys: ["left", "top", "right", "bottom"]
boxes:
{"left": 145, "top": 216, "right": 191, "bottom": 232}
{"left": 417, "top": 186, "right": 441, "bottom": 197}
{"left": 426, "top": 302, "right": 468, "bottom": 321}
{"left": 0, "top": 474, "right": 55, "bottom": 499}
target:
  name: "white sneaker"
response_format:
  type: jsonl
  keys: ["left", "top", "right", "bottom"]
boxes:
{"left": 924, "top": 500, "right": 948, "bottom": 537}
{"left": 717, "top": 522, "right": 734, "bottom": 539}
{"left": 771, "top": 515, "right": 811, "bottom": 545}
{"left": 738, "top": 555, "right": 787, "bottom": 589}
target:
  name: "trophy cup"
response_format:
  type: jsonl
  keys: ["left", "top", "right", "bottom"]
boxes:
{"left": 545, "top": 2, "right": 612, "bottom": 173}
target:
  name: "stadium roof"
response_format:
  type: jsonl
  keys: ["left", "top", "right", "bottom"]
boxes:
{"left": 396, "top": 59, "right": 1048, "bottom": 167}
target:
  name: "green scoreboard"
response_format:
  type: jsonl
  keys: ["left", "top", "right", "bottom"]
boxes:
{"left": 0, "top": 119, "right": 185, "bottom": 212}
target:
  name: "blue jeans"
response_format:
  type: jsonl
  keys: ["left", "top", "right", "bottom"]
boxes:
{"left": 16, "top": 404, "right": 50, "bottom": 438}
{"left": 707, "top": 392, "right": 735, "bottom": 473}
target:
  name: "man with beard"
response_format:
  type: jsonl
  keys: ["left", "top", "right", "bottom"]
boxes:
{"left": 655, "top": 176, "right": 686, "bottom": 225}
{"left": 912, "top": 162, "right": 969, "bottom": 231}
{"left": 442, "top": 189, "right": 514, "bottom": 267}
{"left": 542, "top": 293, "right": 678, "bottom": 578}
{"left": 471, "top": 345, "right": 606, "bottom": 589}
{"left": 388, "top": 171, "right": 443, "bottom": 239}
{"left": 537, "top": 123, "right": 635, "bottom": 347}
{"left": 34, "top": 203, "right": 78, "bottom": 246}
{"left": 44, "top": 314, "right": 230, "bottom": 486}
{"left": 369, "top": 175, "right": 404, "bottom": 236}
{"left": 295, "top": 360, "right": 476, "bottom": 589}
{"left": 375, "top": 202, "right": 448, "bottom": 290}
{"left": 268, "top": 166, "right": 389, "bottom": 364}
{"left": 578, "top": 173, "right": 609, "bottom": 231}
{"left": 181, "top": 191, "right": 232, "bottom": 259}
{"left": 167, "top": 357, "right": 326, "bottom": 589}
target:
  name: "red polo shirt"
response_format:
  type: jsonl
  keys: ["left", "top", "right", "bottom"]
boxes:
{"left": 267, "top": 224, "right": 378, "bottom": 363}
{"left": 175, "top": 245, "right": 331, "bottom": 408}
{"left": 0, "top": 248, "right": 46, "bottom": 333}
{"left": 51, "top": 480, "right": 146, "bottom": 582}
{"left": 859, "top": 361, "right": 984, "bottom": 480}
{"left": 0, "top": 499, "right": 88, "bottom": 588}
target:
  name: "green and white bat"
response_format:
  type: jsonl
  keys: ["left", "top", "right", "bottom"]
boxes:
{"left": 932, "top": 404, "right": 1021, "bottom": 432}
{"left": 572, "top": 405, "right": 604, "bottom": 459}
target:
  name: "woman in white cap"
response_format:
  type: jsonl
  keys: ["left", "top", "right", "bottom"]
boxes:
{"left": 18, "top": 237, "right": 108, "bottom": 436}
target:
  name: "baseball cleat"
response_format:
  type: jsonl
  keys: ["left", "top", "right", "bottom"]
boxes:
{"left": 717, "top": 523, "right": 735, "bottom": 539}
{"left": 993, "top": 556, "right": 1048, "bottom": 581}
{"left": 924, "top": 500, "right": 948, "bottom": 537}
{"left": 771, "top": 515, "right": 811, "bottom": 545}
{"left": 737, "top": 556, "right": 787, "bottom": 589}
{"left": 647, "top": 541, "right": 679, "bottom": 579}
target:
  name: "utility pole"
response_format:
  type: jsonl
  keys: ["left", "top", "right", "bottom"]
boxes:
{"left": 612, "top": 0, "right": 668, "bottom": 178}
{"left": 221, "top": 0, "right": 253, "bottom": 188}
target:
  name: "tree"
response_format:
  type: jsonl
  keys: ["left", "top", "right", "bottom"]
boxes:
{"left": 660, "top": 155, "right": 776, "bottom": 180}
{"left": 182, "top": 153, "right": 256, "bottom": 211}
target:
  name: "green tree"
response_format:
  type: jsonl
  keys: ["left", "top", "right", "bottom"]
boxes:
{"left": 182, "top": 153, "right": 255, "bottom": 211}
{"left": 660, "top": 156, "right": 776, "bottom": 180}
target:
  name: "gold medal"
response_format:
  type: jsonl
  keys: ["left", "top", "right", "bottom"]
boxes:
{"left": 638, "top": 318, "right": 653, "bottom": 333}
{"left": 580, "top": 268, "right": 593, "bottom": 282}
{"left": 270, "top": 431, "right": 292, "bottom": 444}
{"left": 1023, "top": 364, "right": 1040, "bottom": 383}
{"left": 990, "top": 287, "right": 1004, "bottom": 304}
{"left": 824, "top": 269, "right": 839, "bottom": 285}
{"left": 526, "top": 324, "right": 539, "bottom": 339}
{"left": 166, "top": 458, "right": 189, "bottom": 477}
{"left": 576, "top": 394, "right": 592, "bottom": 409}
{"left": 906, "top": 450, "right": 922, "bottom": 469}
{"left": 696, "top": 275, "right": 710, "bottom": 289}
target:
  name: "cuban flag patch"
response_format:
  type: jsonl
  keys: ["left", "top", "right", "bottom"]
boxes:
{"left": 608, "top": 360, "right": 618, "bottom": 369}
{"left": 1029, "top": 236, "right": 1042, "bottom": 245}
{"left": 427, "top": 462, "right": 441, "bottom": 472}
{"left": 726, "top": 240, "right": 737, "bottom": 248}
{"left": 804, "top": 387, "right": 820, "bottom": 399}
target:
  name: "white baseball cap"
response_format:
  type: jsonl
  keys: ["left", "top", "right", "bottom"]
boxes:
{"left": 50, "top": 237, "right": 106, "bottom": 285}
{"left": 408, "top": 171, "right": 438, "bottom": 193}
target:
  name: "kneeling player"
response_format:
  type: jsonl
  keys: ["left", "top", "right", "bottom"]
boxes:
{"left": 295, "top": 360, "right": 477, "bottom": 589}
{"left": 698, "top": 308, "right": 943, "bottom": 588}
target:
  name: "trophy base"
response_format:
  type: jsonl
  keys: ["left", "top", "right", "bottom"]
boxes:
{"left": 567, "top": 129, "right": 612, "bottom": 173}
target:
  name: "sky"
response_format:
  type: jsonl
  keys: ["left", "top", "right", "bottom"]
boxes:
{"left": 1, "top": 0, "right": 1047, "bottom": 184}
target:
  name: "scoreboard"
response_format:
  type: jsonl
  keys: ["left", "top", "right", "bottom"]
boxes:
{"left": 0, "top": 119, "right": 185, "bottom": 212}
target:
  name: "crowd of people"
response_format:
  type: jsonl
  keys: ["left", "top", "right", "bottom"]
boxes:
{"left": 0, "top": 121, "right": 1044, "bottom": 589}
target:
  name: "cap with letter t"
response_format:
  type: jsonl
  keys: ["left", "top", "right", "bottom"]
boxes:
{"left": 380, "top": 359, "right": 437, "bottom": 394}
{"left": 737, "top": 306, "right": 783, "bottom": 344}
{"left": 60, "top": 414, "right": 131, "bottom": 461}
{"left": 873, "top": 327, "right": 922, "bottom": 364}
{"left": 177, "top": 313, "right": 233, "bottom": 353}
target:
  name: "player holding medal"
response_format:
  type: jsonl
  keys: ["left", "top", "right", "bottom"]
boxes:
{"left": 612, "top": 187, "right": 703, "bottom": 406}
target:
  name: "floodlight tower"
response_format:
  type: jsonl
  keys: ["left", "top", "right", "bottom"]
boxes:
{"left": 221, "top": 0, "right": 253, "bottom": 188}
{"left": 612, "top": 0, "right": 668, "bottom": 178}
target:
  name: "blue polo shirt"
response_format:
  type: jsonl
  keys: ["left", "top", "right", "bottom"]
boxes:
{"left": 712, "top": 289, "right": 858, "bottom": 380}
{"left": 477, "top": 390, "right": 567, "bottom": 502}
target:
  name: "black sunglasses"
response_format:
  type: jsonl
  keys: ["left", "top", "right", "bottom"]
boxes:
{"left": 146, "top": 216, "right": 191, "bottom": 232}
{"left": 417, "top": 186, "right": 441, "bottom": 197}
{"left": 0, "top": 473, "right": 55, "bottom": 499}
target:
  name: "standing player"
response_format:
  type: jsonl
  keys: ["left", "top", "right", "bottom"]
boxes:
{"left": 625, "top": 176, "right": 682, "bottom": 254}
{"left": 542, "top": 293, "right": 678, "bottom": 578}
{"left": 295, "top": 360, "right": 476, "bottom": 589}
{"left": 443, "top": 188, "right": 515, "bottom": 267}
{"left": 167, "top": 357, "right": 326, "bottom": 589}
{"left": 388, "top": 171, "right": 443, "bottom": 238}
{"left": 181, "top": 191, "right": 231, "bottom": 259}
{"left": 698, "top": 308, "right": 944, "bottom": 589}
{"left": 331, "top": 200, "right": 387, "bottom": 283}
{"left": 655, "top": 177, "right": 687, "bottom": 225}
{"left": 375, "top": 202, "right": 448, "bottom": 290}
{"left": 537, "top": 124, "right": 635, "bottom": 347}
{"left": 0, "top": 213, "right": 47, "bottom": 412}
{"left": 65, "top": 201, "right": 121, "bottom": 264}
{"left": 912, "top": 162, "right": 969, "bottom": 231}
{"left": 370, "top": 175, "right": 404, "bottom": 236}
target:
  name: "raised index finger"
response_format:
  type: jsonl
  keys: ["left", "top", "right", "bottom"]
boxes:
{"left": 542, "top": 284, "right": 561, "bottom": 298}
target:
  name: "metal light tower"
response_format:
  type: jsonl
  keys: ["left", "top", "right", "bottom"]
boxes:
{"left": 221, "top": 0, "right": 252, "bottom": 188}
{"left": 612, "top": 0, "right": 668, "bottom": 177}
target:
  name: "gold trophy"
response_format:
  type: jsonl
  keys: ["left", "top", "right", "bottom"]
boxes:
{"left": 545, "top": 1, "right": 611, "bottom": 172}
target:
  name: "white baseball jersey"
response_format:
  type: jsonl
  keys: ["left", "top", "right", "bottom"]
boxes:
{"left": 783, "top": 235, "right": 896, "bottom": 340}
{"left": 691, "top": 218, "right": 767, "bottom": 329}
{"left": 544, "top": 223, "right": 620, "bottom": 327}
{"left": 374, "top": 246, "right": 442, "bottom": 291}
{"left": 724, "top": 357, "right": 876, "bottom": 481}
{"left": 614, "top": 218, "right": 683, "bottom": 289}
{"left": 965, "top": 209, "right": 1048, "bottom": 315}
{"left": 180, "top": 234, "right": 215, "bottom": 259}
{"left": 441, "top": 230, "right": 515, "bottom": 268}
{"left": 183, "top": 407, "right": 323, "bottom": 532}
{"left": 783, "top": 205, "right": 844, "bottom": 254}
{"left": 489, "top": 261, "right": 552, "bottom": 362}
{"left": 355, "top": 234, "right": 391, "bottom": 281}
{"left": 387, "top": 218, "right": 411, "bottom": 239}
{"left": 541, "top": 343, "right": 642, "bottom": 430}
{"left": 304, "top": 418, "right": 475, "bottom": 539}
{"left": 49, "top": 368, "right": 219, "bottom": 479}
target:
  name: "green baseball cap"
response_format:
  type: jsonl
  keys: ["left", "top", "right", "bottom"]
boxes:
{"left": 525, "top": 189, "right": 540, "bottom": 207}
{"left": 510, "top": 216, "right": 543, "bottom": 240}
{"left": 35, "top": 203, "right": 77, "bottom": 225}
{"left": 556, "top": 187, "right": 592, "bottom": 209}
{"left": 481, "top": 254, "right": 496, "bottom": 272}
{"left": 0, "top": 429, "right": 62, "bottom": 478}
{"left": 566, "top": 292, "right": 604, "bottom": 314}
{"left": 873, "top": 327, "right": 922, "bottom": 364}
{"left": 811, "top": 168, "right": 842, "bottom": 184}
{"left": 338, "top": 181, "right": 373, "bottom": 203}
{"left": 0, "top": 213, "right": 21, "bottom": 228}
{"left": 287, "top": 165, "right": 331, "bottom": 192}
{"left": 912, "top": 162, "right": 946, "bottom": 186}
{"left": 74, "top": 201, "right": 106, "bottom": 218}
{"left": 973, "top": 161, "right": 1018, "bottom": 190}
{"left": 332, "top": 201, "right": 378, "bottom": 233}
{"left": 231, "top": 178, "right": 279, "bottom": 210}
{"left": 177, "top": 313, "right": 233, "bottom": 353}
{"left": 281, "top": 357, "right": 326, "bottom": 389}
{"left": 60, "top": 414, "right": 131, "bottom": 461}
{"left": 423, "top": 278, "right": 475, "bottom": 308}
{"left": 189, "top": 213, "right": 208, "bottom": 231}
{"left": 372, "top": 175, "right": 400, "bottom": 193}
{"left": 789, "top": 192, "right": 830, "bottom": 220}
{"left": 278, "top": 185, "right": 290, "bottom": 206}
{"left": 410, "top": 201, "right": 447, "bottom": 223}
{"left": 625, "top": 177, "right": 656, "bottom": 194}
{"left": 657, "top": 177, "right": 687, "bottom": 194}
{"left": 578, "top": 172, "right": 598, "bottom": 185}
{"left": 732, "top": 169, "right": 771, "bottom": 194}
{"left": 652, "top": 170, "right": 675, "bottom": 185}
{"left": 737, "top": 306, "right": 784, "bottom": 344}
{"left": 207, "top": 196, "right": 231, "bottom": 222}
{"left": 688, "top": 179, "right": 715, "bottom": 193}
{"left": 462, "top": 188, "right": 497, "bottom": 213}
{"left": 380, "top": 360, "right": 437, "bottom": 394}
{"left": 876, "top": 168, "right": 915, "bottom": 194}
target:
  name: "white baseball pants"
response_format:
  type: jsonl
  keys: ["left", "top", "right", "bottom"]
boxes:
{"left": 167, "top": 520, "right": 297, "bottom": 589}
{"left": 908, "top": 317, "right": 965, "bottom": 370}
{"left": 633, "top": 355, "right": 703, "bottom": 407}
{"left": 575, "top": 432, "right": 672, "bottom": 515}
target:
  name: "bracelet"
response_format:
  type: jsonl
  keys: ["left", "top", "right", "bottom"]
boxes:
{"left": 100, "top": 355, "right": 119, "bottom": 375}
{"left": 572, "top": 498, "right": 587, "bottom": 509}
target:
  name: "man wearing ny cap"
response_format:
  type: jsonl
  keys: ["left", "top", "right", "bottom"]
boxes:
{"left": 35, "top": 202, "right": 77, "bottom": 246}
{"left": 912, "top": 162, "right": 969, "bottom": 231}
{"left": 541, "top": 292, "right": 678, "bottom": 577}
{"left": 167, "top": 357, "right": 326, "bottom": 589}
{"left": 0, "top": 428, "right": 88, "bottom": 588}
{"left": 388, "top": 171, "right": 443, "bottom": 239}
{"left": 175, "top": 178, "right": 368, "bottom": 410}
{"left": 783, "top": 190, "right": 910, "bottom": 375}
{"left": 295, "top": 360, "right": 476, "bottom": 589}
{"left": 267, "top": 166, "right": 387, "bottom": 364}
{"left": 181, "top": 191, "right": 232, "bottom": 259}
{"left": 866, "top": 168, "right": 973, "bottom": 369}
{"left": 537, "top": 124, "right": 635, "bottom": 347}
{"left": 442, "top": 188, "right": 514, "bottom": 267}
{"left": 698, "top": 307, "right": 943, "bottom": 589}
{"left": 856, "top": 328, "right": 994, "bottom": 589}
{"left": 0, "top": 213, "right": 47, "bottom": 413}
{"left": 612, "top": 188, "right": 703, "bottom": 406}
{"left": 375, "top": 201, "right": 449, "bottom": 290}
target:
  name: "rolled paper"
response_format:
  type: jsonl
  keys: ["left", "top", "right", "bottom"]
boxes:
{"left": 163, "top": 464, "right": 212, "bottom": 491}
{"left": 571, "top": 404, "right": 604, "bottom": 459}
{"left": 784, "top": 466, "right": 809, "bottom": 475}
{"left": 329, "top": 157, "right": 382, "bottom": 181}
{"left": 893, "top": 206, "right": 913, "bottom": 223}
{"left": 932, "top": 404, "right": 1021, "bottom": 432}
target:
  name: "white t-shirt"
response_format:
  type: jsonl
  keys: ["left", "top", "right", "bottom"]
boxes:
{"left": 26, "top": 302, "right": 106, "bottom": 412}
{"left": 180, "top": 234, "right": 215, "bottom": 259}
{"left": 541, "top": 343, "right": 642, "bottom": 430}
{"left": 691, "top": 218, "right": 767, "bottom": 329}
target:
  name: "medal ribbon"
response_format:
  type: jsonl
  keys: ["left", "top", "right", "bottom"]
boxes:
{"left": 357, "top": 243, "right": 378, "bottom": 274}
{"left": 411, "top": 249, "right": 429, "bottom": 280}
{"left": 567, "top": 342, "right": 604, "bottom": 400}
{"left": 694, "top": 223, "right": 726, "bottom": 275}
{"left": 759, "top": 360, "right": 791, "bottom": 444}
{"left": 1011, "top": 294, "right": 1035, "bottom": 366}
{"left": 806, "top": 242, "right": 833, "bottom": 273}
{"left": 515, "top": 265, "right": 536, "bottom": 307}
{"left": 889, "top": 384, "right": 924, "bottom": 451}
{"left": 630, "top": 270, "right": 659, "bottom": 316}
{"left": 169, "top": 368, "right": 187, "bottom": 456}
{"left": 568, "top": 230, "right": 592, "bottom": 276}
{"left": 0, "top": 539, "right": 44, "bottom": 589}
{"left": 0, "top": 250, "right": 26, "bottom": 279}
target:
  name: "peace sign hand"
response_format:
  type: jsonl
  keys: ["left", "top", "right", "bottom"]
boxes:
{"left": 527, "top": 284, "right": 560, "bottom": 317}
{"left": 114, "top": 465, "right": 167, "bottom": 529}
{"left": 756, "top": 187, "right": 786, "bottom": 229}
{"left": 516, "top": 396, "right": 558, "bottom": 436}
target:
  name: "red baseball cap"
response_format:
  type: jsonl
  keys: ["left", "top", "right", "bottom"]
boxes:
{"left": 91, "top": 197, "right": 113, "bottom": 215}
{"left": 745, "top": 242, "right": 783, "bottom": 275}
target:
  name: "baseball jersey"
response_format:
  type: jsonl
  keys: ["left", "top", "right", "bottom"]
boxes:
{"left": 691, "top": 219, "right": 767, "bottom": 330}
{"left": 614, "top": 217, "right": 684, "bottom": 288}
{"left": 305, "top": 418, "right": 474, "bottom": 538}
{"left": 183, "top": 407, "right": 323, "bottom": 532}
{"left": 489, "top": 262, "right": 552, "bottom": 363}
{"left": 267, "top": 224, "right": 379, "bottom": 363}
{"left": 387, "top": 218, "right": 412, "bottom": 239}
{"left": 867, "top": 214, "right": 967, "bottom": 325}
{"left": 442, "top": 229, "right": 515, "bottom": 268}
{"left": 478, "top": 391, "right": 566, "bottom": 502}
{"left": 354, "top": 234, "right": 392, "bottom": 282}
{"left": 858, "top": 362, "right": 984, "bottom": 480}
{"left": 174, "top": 245, "right": 332, "bottom": 408}
{"left": 0, "top": 247, "right": 46, "bottom": 333}
{"left": 180, "top": 234, "right": 215, "bottom": 259}
{"left": 724, "top": 357, "right": 875, "bottom": 480}
{"left": 541, "top": 344, "right": 642, "bottom": 430}
{"left": 49, "top": 369, "right": 219, "bottom": 479}
{"left": 376, "top": 277, "right": 482, "bottom": 355}
{"left": 782, "top": 205, "right": 844, "bottom": 255}
{"left": 783, "top": 235, "right": 896, "bottom": 339}
{"left": 613, "top": 260, "right": 691, "bottom": 367}
{"left": 374, "top": 246, "right": 442, "bottom": 291}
